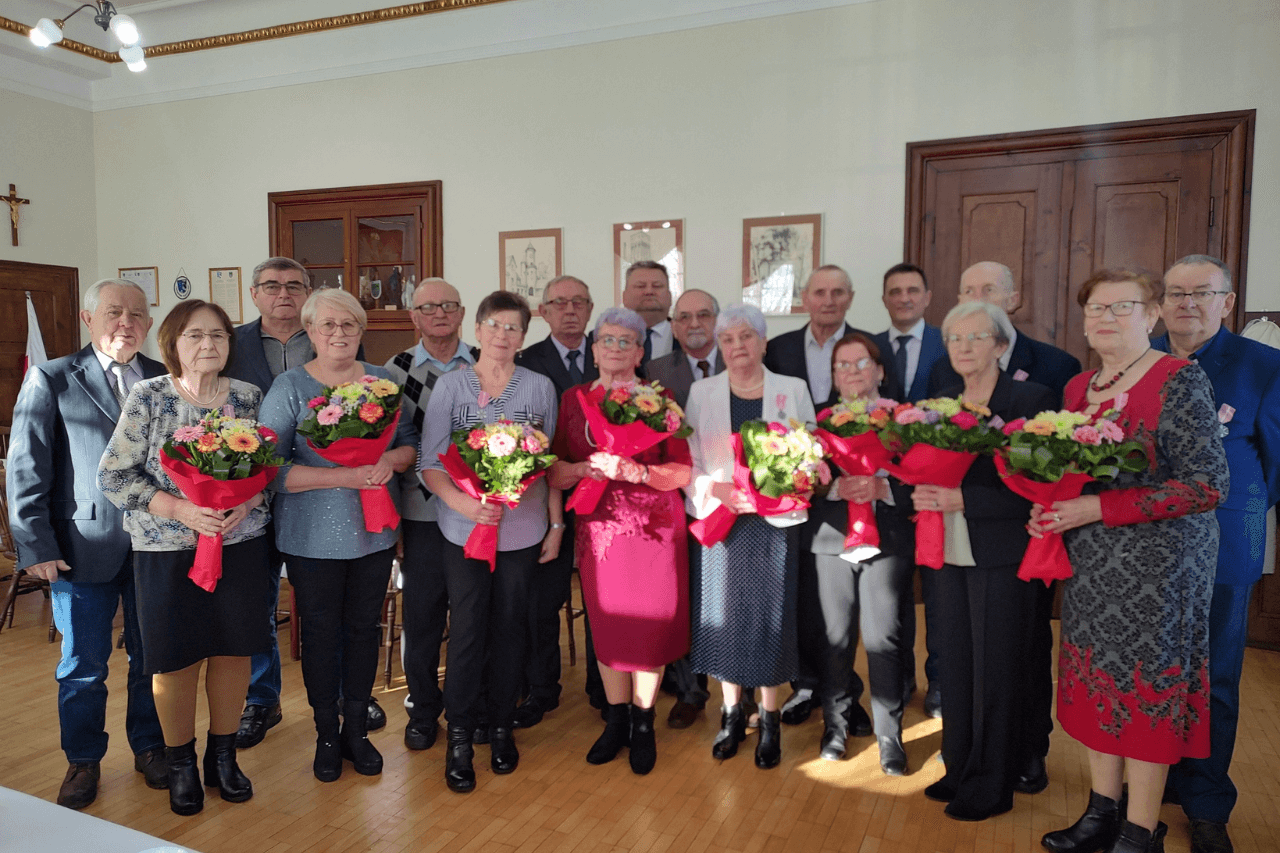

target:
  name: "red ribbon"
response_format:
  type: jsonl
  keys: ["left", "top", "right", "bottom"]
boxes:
{"left": 994, "top": 454, "right": 1094, "bottom": 585}
{"left": 881, "top": 444, "right": 976, "bottom": 569}
{"left": 438, "top": 443, "right": 547, "bottom": 572}
{"left": 814, "top": 428, "right": 893, "bottom": 553}
{"left": 565, "top": 386, "right": 674, "bottom": 515}
{"left": 159, "top": 449, "right": 277, "bottom": 593}
{"left": 305, "top": 409, "right": 402, "bottom": 533}
{"left": 689, "top": 433, "right": 811, "bottom": 547}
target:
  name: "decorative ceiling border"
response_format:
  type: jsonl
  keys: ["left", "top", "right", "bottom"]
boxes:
{"left": 1, "top": 0, "right": 520, "bottom": 65}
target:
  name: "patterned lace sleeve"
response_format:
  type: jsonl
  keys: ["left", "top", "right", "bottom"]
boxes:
{"left": 98, "top": 383, "right": 162, "bottom": 512}
{"left": 1100, "top": 362, "right": 1229, "bottom": 526}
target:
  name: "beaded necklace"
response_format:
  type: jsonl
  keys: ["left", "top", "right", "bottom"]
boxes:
{"left": 1089, "top": 348, "right": 1150, "bottom": 393}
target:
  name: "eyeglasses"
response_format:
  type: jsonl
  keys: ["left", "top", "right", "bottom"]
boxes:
{"left": 314, "top": 320, "right": 363, "bottom": 337}
{"left": 674, "top": 310, "right": 716, "bottom": 324}
{"left": 1163, "top": 289, "right": 1230, "bottom": 305}
{"left": 834, "top": 357, "right": 874, "bottom": 371}
{"left": 544, "top": 297, "right": 591, "bottom": 310}
{"left": 414, "top": 301, "right": 461, "bottom": 315}
{"left": 944, "top": 332, "right": 997, "bottom": 345}
{"left": 1082, "top": 300, "right": 1143, "bottom": 318}
{"left": 480, "top": 318, "right": 523, "bottom": 334}
{"left": 255, "top": 282, "right": 308, "bottom": 296}
{"left": 180, "top": 331, "right": 229, "bottom": 345}
{"left": 597, "top": 334, "right": 639, "bottom": 351}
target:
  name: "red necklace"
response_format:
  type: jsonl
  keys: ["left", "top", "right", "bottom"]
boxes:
{"left": 1090, "top": 348, "right": 1150, "bottom": 393}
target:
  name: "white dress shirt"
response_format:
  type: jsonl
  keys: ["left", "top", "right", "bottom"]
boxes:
{"left": 685, "top": 346, "right": 719, "bottom": 380}
{"left": 804, "top": 325, "right": 841, "bottom": 405}
{"left": 646, "top": 320, "right": 674, "bottom": 360}
{"left": 889, "top": 318, "right": 926, "bottom": 394}
{"left": 549, "top": 334, "right": 589, "bottom": 376}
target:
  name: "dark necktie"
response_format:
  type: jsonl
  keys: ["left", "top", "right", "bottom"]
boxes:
{"left": 566, "top": 349, "right": 584, "bottom": 385}
{"left": 894, "top": 337, "right": 910, "bottom": 390}
{"left": 696, "top": 359, "right": 710, "bottom": 380}
{"left": 644, "top": 328, "right": 654, "bottom": 362}
{"left": 109, "top": 361, "right": 129, "bottom": 407}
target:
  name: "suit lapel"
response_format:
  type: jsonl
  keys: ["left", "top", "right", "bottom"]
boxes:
{"left": 71, "top": 347, "right": 122, "bottom": 421}
{"left": 1006, "top": 333, "right": 1033, "bottom": 377}
{"left": 534, "top": 337, "right": 573, "bottom": 392}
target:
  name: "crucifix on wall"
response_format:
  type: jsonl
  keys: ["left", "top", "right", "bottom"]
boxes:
{"left": 6, "top": 184, "right": 31, "bottom": 246}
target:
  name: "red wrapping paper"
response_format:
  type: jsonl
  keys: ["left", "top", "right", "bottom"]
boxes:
{"left": 689, "top": 433, "right": 811, "bottom": 547}
{"left": 159, "top": 449, "right": 277, "bottom": 592}
{"left": 814, "top": 428, "right": 893, "bottom": 553}
{"left": 993, "top": 454, "right": 1094, "bottom": 585}
{"left": 565, "top": 386, "right": 675, "bottom": 515}
{"left": 438, "top": 442, "right": 548, "bottom": 572}
{"left": 880, "top": 444, "right": 976, "bottom": 569}
{"left": 305, "top": 410, "right": 402, "bottom": 533}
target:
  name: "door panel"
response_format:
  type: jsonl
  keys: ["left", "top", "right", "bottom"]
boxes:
{"left": 0, "top": 260, "right": 80, "bottom": 428}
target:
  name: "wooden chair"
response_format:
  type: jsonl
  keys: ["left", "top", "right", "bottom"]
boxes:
{"left": 381, "top": 557, "right": 401, "bottom": 689}
{"left": 0, "top": 460, "right": 56, "bottom": 642}
{"left": 563, "top": 566, "right": 585, "bottom": 665}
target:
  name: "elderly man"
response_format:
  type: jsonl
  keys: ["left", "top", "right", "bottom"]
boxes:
{"left": 7, "top": 279, "right": 167, "bottom": 809}
{"left": 1155, "top": 255, "right": 1280, "bottom": 853}
{"left": 383, "top": 278, "right": 476, "bottom": 751}
{"left": 872, "top": 263, "right": 944, "bottom": 403}
{"left": 622, "top": 260, "right": 676, "bottom": 363}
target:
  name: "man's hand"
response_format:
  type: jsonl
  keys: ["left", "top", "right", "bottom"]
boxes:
{"left": 26, "top": 559, "right": 70, "bottom": 582}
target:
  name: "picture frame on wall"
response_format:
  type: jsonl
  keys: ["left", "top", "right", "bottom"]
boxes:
{"left": 500, "top": 228, "right": 562, "bottom": 305}
{"left": 118, "top": 266, "right": 159, "bottom": 307}
{"left": 208, "top": 267, "right": 243, "bottom": 324}
{"left": 613, "top": 219, "right": 683, "bottom": 306}
{"left": 742, "top": 214, "right": 822, "bottom": 315}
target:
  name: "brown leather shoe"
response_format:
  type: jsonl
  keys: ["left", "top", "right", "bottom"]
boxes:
{"left": 57, "top": 762, "right": 100, "bottom": 810}
{"left": 667, "top": 700, "right": 703, "bottom": 729}
{"left": 134, "top": 747, "right": 169, "bottom": 789}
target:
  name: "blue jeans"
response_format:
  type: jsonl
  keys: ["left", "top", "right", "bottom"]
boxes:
{"left": 245, "top": 533, "right": 283, "bottom": 708}
{"left": 51, "top": 568, "right": 164, "bottom": 763}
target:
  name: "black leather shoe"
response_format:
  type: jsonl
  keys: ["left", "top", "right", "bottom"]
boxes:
{"left": 945, "top": 799, "right": 1011, "bottom": 822}
{"left": 666, "top": 700, "right": 702, "bottom": 729}
{"left": 711, "top": 704, "right": 746, "bottom": 760}
{"left": 848, "top": 703, "right": 873, "bottom": 737}
{"left": 404, "top": 718, "right": 439, "bottom": 751}
{"left": 1041, "top": 789, "right": 1122, "bottom": 853}
{"left": 513, "top": 695, "right": 555, "bottom": 729}
{"left": 235, "top": 703, "right": 282, "bottom": 749}
{"left": 1108, "top": 820, "right": 1167, "bottom": 853}
{"left": 779, "top": 688, "right": 815, "bottom": 725}
{"left": 923, "top": 780, "right": 956, "bottom": 803}
{"left": 164, "top": 740, "right": 204, "bottom": 816}
{"left": 819, "top": 727, "right": 847, "bottom": 761}
{"left": 201, "top": 732, "right": 252, "bottom": 803}
{"left": 754, "top": 709, "right": 782, "bottom": 769}
{"left": 314, "top": 736, "right": 342, "bottom": 782}
{"left": 1016, "top": 754, "right": 1049, "bottom": 794}
{"left": 629, "top": 705, "right": 657, "bottom": 775}
{"left": 878, "top": 735, "right": 907, "bottom": 776}
{"left": 1189, "top": 820, "right": 1232, "bottom": 853}
{"left": 923, "top": 684, "right": 943, "bottom": 719}
{"left": 56, "top": 762, "right": 100, "bottom": 810}
{"left": 587, "top": 703, "right": 631, "bottom": 765}
{"left": 133, "top": 748, "right": 168, "bottom": 789}
{"left": 489, "top": 727, "right": 519, "bottom": 774}
{"left": 341, "top": 700, "right": 383, "bottom": 776}
{"left": 445, "top": 725, "right": 475, "bottom": 793}
{"left": 366, "top": 697, "right": 387, "bottom": 731}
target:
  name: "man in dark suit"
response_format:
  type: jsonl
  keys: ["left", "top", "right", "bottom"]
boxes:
{"left": 7, "top": 279, "right": 167, "bottom": 809}
{"left": 514, "top": 275, "right": 602, "bottom": 724}
{"left": 1157, "top": 255, "right": 1280, "bottom": 853}
{"left": 622, "top": 260, "right": 676, "bottom": 364}
{"left": 872, "top": 263, "right": 945, "bottom": 403}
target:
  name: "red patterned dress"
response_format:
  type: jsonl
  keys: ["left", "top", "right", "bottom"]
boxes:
{"left": 553, "top": 383, "right": 692, "bottom": 671}
{"left": 1058, "top": 355, "right": 1228, "bottom": 763}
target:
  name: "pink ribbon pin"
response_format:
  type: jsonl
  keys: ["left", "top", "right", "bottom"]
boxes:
{"left": 478, "top": 391, "right": 492, "bottom": 409}
{"left": 1218, "top": 403, "right": 1235, "bottom": 424}
{"left": 775, "top": 393, "right": 787, "bottom": 416}
{"left": 1012, "top": 369, "right": 1029, "bottom": 382}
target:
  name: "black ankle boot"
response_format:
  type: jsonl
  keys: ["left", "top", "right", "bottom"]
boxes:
{"left": 1042, "top": 790, "right": 1123, "bottom": 853}
{"left": 201, "top": 732, "right": 252, "bottom": 802}
{"left": 445, "top": 725, "right": 476, "bottom": 793}
{"left": 629, "top": 705, "right": 657, "bottom": 775}
{"left": 711, "top": 703, "right": 746, "bottom": 760}
{"left": 489, "top": 727, "right": 519, "bottom": 774}
{"left": 340, "top": 699, "right": 383, "bottom": 776}
{"left": 313, "top": 705, "right": 342, "bottom": 783}
{"left": 1105, "top": 820, "right": 1167, "bottom": 853}
{"left": 164, "top": 740, "right": 203, "bottom": 816}
{"left": 755, "top": 708, "right": 781, "bottom": 769}
{"left": 586, "top": 703, "right": 631, "bottom": 765}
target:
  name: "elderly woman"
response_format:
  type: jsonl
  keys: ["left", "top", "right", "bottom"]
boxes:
{"left": 258, "top": 288, "right": 418, "bottom": 783}
{"left": 915, "top": 302, "right": 1057, "bottom": 821}
{"left": 802, "top": 332, "right": 914, "bottom": 773}
{"left": 99, "top": 300, "right": 272, "bottom": 816}
{"left": 548, "top": 307, "right": 692, "bottom": 775}
{"left": 421, "top": 291, "right": 561, "bottom": 794}
{"left": 1037, "top": 270, "right": 1227, "bottom": 853}
{"left": 684, "top": 303, "right": 815, "bottom": 769}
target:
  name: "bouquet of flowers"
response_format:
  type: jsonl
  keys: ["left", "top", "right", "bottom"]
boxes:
{"left": 813, "top": 397, "right": 898, "bottom": 558}
{"left": 437, "top": 420, "right": 558, "bottom": 571}
{"left": 690, "top": 419, "right": 829, "bottom": 546}
{"left": 298, "top": 375, "right": 403, "bottom": 533}
{"left": 565, "top": 380, "right": 693, "bottom": 514}
{"left": 879, "top": 397, "right": 1007, "bottom": 569}
{"left": 994, "top": 401, "right": 1147, "bottom": 583}
{"left": 159, "top": 409, "right": 284, "bottom": 592}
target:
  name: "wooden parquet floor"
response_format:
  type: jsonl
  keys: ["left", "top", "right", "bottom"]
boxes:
{"left": 2, "top": 578, "right": 1279, "bottom": 853}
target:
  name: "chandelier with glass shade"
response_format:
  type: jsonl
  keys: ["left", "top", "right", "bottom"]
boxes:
{"left": 28, "top": 1, "right": 146, "bottom": 72}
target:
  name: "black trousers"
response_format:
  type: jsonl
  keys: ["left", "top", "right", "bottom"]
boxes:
{"left": 286, "top": 548, "right": 395, "bottom": 714}
{"left": 808, "top": 551, "right": 913, "bottom": 737}
{"left": 523, "top": 513, "right": 575, "bottom": 705}
{"left": 400, "top": 520, "right": 450, "bottom": 722}
{"left": 1026, "top": 579, "right": 1058, "bottom": 760}
{"left": 933, "top": 561, "right": 1037, "bottom": 815}
{"left": 440, "top": 539, "right": 539, "bottom": 732}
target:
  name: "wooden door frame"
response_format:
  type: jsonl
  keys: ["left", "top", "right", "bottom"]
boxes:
{"left": 905, "top": 110, "right": 1255, "bottom": 330}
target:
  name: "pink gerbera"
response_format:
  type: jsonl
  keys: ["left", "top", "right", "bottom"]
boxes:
{"left": 487, "top": 433, "right": 517, "bottom": 458}
{"left": 317, "top": 404, "right": 344, "bottom": 426}
{"left": 173, "top": 425, "right": 205, "bottom": 443}
{"left": 1073, "top": 425, "right": 1102, "bottom": 445}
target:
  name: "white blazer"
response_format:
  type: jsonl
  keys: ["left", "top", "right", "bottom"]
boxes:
{"left": 683, "top": 367, "right": 816, "bottom": 527}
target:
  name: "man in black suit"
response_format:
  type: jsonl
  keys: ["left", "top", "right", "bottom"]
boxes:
{"left": 514, "top": 275, "right": 602, "bottom": 724}
{"left": 622, "top": 260, "right": 676, "bottom": 364}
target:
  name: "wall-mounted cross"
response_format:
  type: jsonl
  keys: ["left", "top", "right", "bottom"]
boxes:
{"left": 6, "top": 184, "right": 31, "bottom": 246}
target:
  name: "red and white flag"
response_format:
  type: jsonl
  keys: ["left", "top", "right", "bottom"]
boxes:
{"left": 23, "top": 291, "right": 47, "bottom": 374}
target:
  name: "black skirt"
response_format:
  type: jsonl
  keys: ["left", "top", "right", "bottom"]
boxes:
{"left": 134, "top": 535, "right": 273, "bottom": 675}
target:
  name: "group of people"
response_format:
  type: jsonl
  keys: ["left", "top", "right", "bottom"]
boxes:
{"left": 7, "top": 254, "right": 1276, "bottom": 853}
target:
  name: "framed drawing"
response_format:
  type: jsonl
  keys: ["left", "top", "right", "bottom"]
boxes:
{"left": 208, "top": 267, "right": 243, "bottom": 324}
{"left": 500, "top": 228, "right": 562, "bottom": 304}
{"left": 613, "top": 219, "right": 683, "bottom": 306}
{"left": 118, "top": 266, "right": 159, "bottom": 306}
{"left": 742, "top": 214, "right": 822, "bottom": 314}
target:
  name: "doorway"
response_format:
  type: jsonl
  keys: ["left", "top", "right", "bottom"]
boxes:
{"left": 0, "top": 260, "right": 81, "bottom": 429}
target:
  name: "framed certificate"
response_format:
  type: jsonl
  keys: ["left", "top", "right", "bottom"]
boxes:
{"left": 209, "top": 267, "right": 243, "bottom": 324}
{"left": 118, "top": 266, "right": 159, "bottom": 306}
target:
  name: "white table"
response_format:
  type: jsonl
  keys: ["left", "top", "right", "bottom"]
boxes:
{"left": 0, "top": 786, "right": 196, "bottom": 852}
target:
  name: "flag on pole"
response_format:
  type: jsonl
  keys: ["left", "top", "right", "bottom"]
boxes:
{"left": 24, "top": 291, "right": 47, "bottom": 374}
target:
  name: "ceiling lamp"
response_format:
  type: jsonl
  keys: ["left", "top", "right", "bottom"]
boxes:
{"left": 28, "top": 2, "right": 146, "bottom": 72}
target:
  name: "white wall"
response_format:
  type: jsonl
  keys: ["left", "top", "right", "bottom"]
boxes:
{"left": 45, "top": 0, "right": 1280, "bottom": 348}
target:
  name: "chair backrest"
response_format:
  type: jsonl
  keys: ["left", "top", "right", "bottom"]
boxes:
{"left": 0, "top": 460, "right": 15, "bottom": 559}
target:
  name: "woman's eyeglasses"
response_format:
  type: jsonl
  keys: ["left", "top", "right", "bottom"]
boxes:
{"left": 180, "top": 331, "right": 229, "bottom": 344}
{"left": 1082, "top": 300, "right": 1142, "bottom": 318}
{"left": 833, "top": 357, "right": 874, "bottom": 371}
{"left": 597, "top": 335, "right": 639, "bottom": 351}
{"left": 943, "top": 332, "right": 996, "bottom": 345}
{"left": 480, "top": 318, "right": 523, "bottom": 334}
{"left": 314, "top": 320, "right": 363, "bottom": 337}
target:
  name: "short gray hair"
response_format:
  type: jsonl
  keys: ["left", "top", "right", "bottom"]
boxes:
{"left": 251, "top": 257, "right": 310, "bottom": 289}
{"left": 301, "top": 287, "right": 367, "bottom": 329}
{"left": 83, "top": 278, "right": 149, "bottom": 316}
{"left": 1169, "top": 254, "right": 1233, "bottom": 290}
{"left": 594, "top": 306, "right": 646, "bottom": 341}
{"left": 542, "top": 275, "right": 591, "bottom": 303}
{"left": 941, "top": 301, "right": 1014, "bottom": 347}
{"left": 675, "top": 288, "right": 720, "bottom": 315}
{"left": 714, "top": 303, "right": 767, "bottom": 340}
{"left": 804, "top": 264, "right": 852, "bottom": 293}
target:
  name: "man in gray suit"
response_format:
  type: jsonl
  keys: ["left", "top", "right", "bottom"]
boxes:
{"left": 7, "top": 279, "right": 167, "bottom": 809}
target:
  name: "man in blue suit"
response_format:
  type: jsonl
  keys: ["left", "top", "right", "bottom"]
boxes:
{"left": 1156, "top": 255, "right": 1280, "bottom": 853}
{"left": 7, "top": 279, "right": 167, "bottom": 809}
